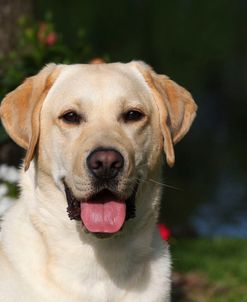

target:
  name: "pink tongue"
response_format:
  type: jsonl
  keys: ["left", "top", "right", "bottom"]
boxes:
{"left": 80, "top": 194, "right": 126, "bottom": 233}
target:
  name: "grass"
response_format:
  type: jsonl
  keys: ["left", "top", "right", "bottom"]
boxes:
{"left": 171, "top": 238, "right": 247, "bottom": 302}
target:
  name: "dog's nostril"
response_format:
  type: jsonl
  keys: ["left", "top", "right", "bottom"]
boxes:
{"left": 92, "top": 160, "right": 103, "bottom": 170}
{"left": 111, "top": 160, "right": 122, "bottom": 169}
{"left": 87, "top": 149, "right": 124, "bottom": 179}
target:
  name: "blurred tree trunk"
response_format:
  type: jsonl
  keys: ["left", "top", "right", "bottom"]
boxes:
{"left": 0, "top": 0, "right": 33, "bottom": 55}
{"left": 0, "top": 0, "right": 32, "bottom": 165}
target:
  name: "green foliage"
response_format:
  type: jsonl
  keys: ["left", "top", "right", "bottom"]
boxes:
{"left": 0, "top": 12, "right": 102, "bottom": 142}
{"left": 172, "top": 238, "right": 247, "bottom": 301}
{"left": 0, "top": 13, "right": 94, "bottom": 99}
{"left": 5, "top": 182, "right": 19, "bottom": 198}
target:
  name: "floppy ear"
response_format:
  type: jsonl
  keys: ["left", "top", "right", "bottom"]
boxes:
{"left": 135, "top": 62, "right": 197, "bottom": 167}
{"left": 0, "top": 64, "right": 59, "bottom": 171}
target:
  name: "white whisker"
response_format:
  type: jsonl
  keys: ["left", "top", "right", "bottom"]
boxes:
{"left": 135, "top": 177, "right": 182, "bottom": 191}
{"left": 148, "top": 178, "right": 182, "bottom": 191}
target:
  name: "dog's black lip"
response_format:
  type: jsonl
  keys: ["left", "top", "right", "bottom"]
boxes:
{"left": 63, "top": 181, "right": 81, "bottom": 220}
{"left": 63, "top": 180, "right": 138, "bottom": 223}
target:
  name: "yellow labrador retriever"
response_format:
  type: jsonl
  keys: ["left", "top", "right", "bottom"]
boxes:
{"left": 0, "top": 61, "right": 197, "bottom": 302}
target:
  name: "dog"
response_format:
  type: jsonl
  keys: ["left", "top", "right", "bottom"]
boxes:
{"left": 0, "top": 61, "right": 197, "bottom": 302}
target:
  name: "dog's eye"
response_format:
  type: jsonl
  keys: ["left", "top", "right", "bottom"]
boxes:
{"left": 123, "top": 110, "right": 145, "bottom": 122}
{"left": 60, "top": 111, "right": 82, "bottom": 124}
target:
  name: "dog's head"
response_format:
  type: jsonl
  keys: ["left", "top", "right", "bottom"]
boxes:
{"left": 0, "top": 62, "right": 197, "bottom": 236}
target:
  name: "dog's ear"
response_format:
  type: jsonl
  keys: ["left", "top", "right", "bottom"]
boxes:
{"left": 135, "top": 62, "right": 197, "bottom": 167}
{"left": 0, "top": 64, "right": 59, "bottom": 171}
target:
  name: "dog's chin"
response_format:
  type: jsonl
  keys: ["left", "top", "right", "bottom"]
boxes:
{"left": 63, "top": 181, "right": 138, "bottom": 238}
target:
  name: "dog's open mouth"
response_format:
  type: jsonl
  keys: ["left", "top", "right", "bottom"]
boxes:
{"left": 63, "top": 182, "right": 137, "bottom": 235}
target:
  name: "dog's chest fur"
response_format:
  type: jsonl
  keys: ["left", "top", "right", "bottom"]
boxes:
{"left": 0, "top": 166, "right": 170, "bottom": 302}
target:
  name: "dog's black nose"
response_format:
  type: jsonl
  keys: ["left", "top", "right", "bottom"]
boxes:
{"left": 87, "top": 148, "right": 124, "bottom": 179}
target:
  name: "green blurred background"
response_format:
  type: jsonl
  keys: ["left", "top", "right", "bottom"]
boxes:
{"left": 0, "top": 0, "right": 247, "bottom": 237}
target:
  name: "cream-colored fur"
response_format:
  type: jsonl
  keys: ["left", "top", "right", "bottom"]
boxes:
{"left": 0, "top": 62, "right": 197, "bottom": 302}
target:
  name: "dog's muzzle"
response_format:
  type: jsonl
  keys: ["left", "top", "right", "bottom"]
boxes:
{"left": 63, "top": 148, "right": 138, "bottom": 236}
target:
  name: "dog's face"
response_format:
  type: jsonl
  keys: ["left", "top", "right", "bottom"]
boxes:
{"left": 39, "top": 64, "right": 162, "bottom": 234}
{"left": 39, "top": 64, "right": 159, "bottom": 197}
{"left": 0, "top": 62, "right": 197, "bottom": 236}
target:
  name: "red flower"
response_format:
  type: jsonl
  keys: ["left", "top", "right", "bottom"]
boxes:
{"left": 158, "top": 224, "right": 171, "bottom": 240}
{"left": 37, "top": 22, "right": 57, "bottom": 46}
{"left": 45, "top": 32, "right": 57, "bottom": 46}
